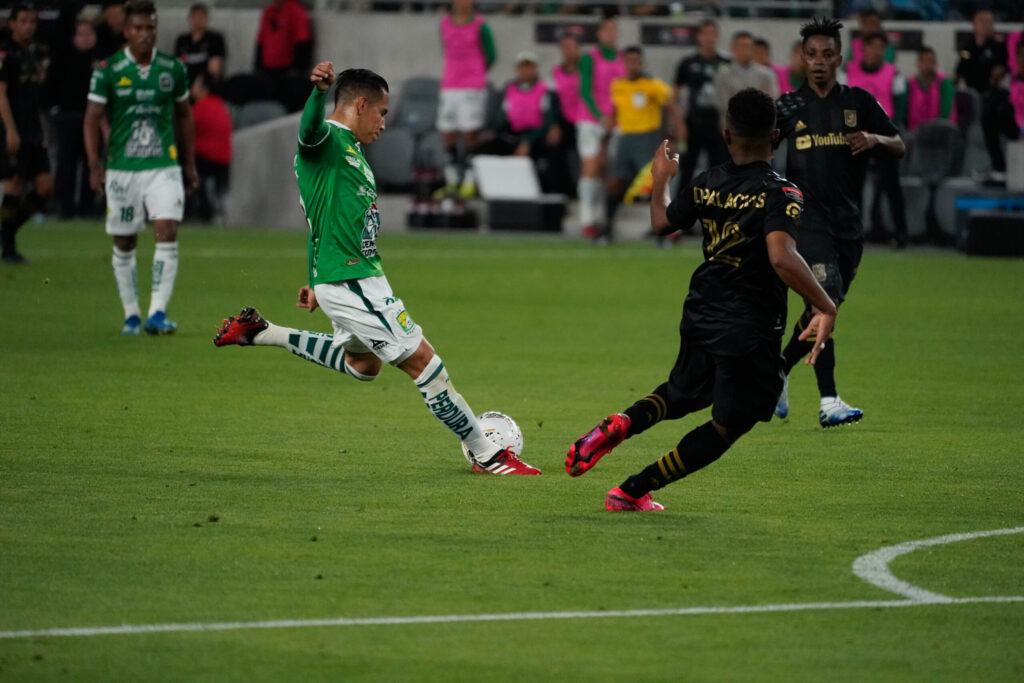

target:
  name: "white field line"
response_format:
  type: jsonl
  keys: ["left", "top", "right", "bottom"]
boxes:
{"left": 2, "top": 527, "right": 1021, "bottom": 640}
{"left": 851, "top": 526, "right": 1024, "bottom": 602}
{"left": 1, "top": 597, "right": 1022, "bottom": 640}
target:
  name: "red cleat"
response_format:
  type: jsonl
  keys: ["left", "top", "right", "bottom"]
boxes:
{"left": 472, "top": 448, "right": 542, "bottom": 475}
{"left": 213, "top": 307, "right": 268, "bottom": 347}
{"left": 565, "top": 413, "right": 630, "bottom": 477}
{"left": 581, "top": 224, "right": 601, "bottom": 238}
{"left": 605, "top": 486, "right": 664, "bottom": 511}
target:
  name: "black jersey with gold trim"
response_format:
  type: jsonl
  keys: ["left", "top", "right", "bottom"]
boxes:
{"left": 777, "top": 82, "right": 897, "bottom": 239}
{"left": 666, "top": 160, "right": 803, "bottom": 353}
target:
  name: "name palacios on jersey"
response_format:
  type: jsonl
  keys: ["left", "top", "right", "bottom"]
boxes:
{"left": 692, "top": 186, "right": 767, "bottom": 211}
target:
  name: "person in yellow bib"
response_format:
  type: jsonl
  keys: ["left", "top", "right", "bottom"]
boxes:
{"left": 602, "top": 46, "right": 682, "bottom": 244}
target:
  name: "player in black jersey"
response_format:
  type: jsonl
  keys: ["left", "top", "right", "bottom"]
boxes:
{"left": 774, "top": 17, "right": 905, "bottom": 428}
{"left": 0, "top": 5, "right": 51, "bottom": 265}
{"left": 565, "top": 89, "right": 838, "bottom": 511}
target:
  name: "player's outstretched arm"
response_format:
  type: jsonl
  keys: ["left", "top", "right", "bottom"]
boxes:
{"left": 298, "top": 62, "right": 335, "bottom": 148}
{"left": 766, "top": 230, "right": 837, "bottom": 365}
{"left": 650, "top": 139, "right": 680, "bottom": 234}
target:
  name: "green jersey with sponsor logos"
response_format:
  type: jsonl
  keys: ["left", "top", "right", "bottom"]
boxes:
{"left": 295, "top": 88, "right": 384, "bottom": 285}
{"left": 88, "top": 48, "right": 189, "bottom": 172}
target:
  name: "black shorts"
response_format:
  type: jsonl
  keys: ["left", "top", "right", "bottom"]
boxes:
{"left": 664, "top": 331, "right": 785, "bottom": 429}
{"left": 794, "top": 229, "right": 864, "bottom": 304}
{"left": 0, "top": 142, "right": 51, "bottom": 181}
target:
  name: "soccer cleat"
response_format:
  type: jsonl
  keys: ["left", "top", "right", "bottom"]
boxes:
{"left": 819, "top": 396, "right": 863, "bottom": 428}
{"left": 566, "top": 413, "right": 630, "bottom": 477}
{"left": 144, "top": 311, "right": 177, "bottom": 335}
{"left": 581, "top": 224, "right": 601, "bottom": 238}
{"left": 432, "top": 182, "right": 458, "bottom": 200}
{"left": 605, "top": 486, "right": 664, "bottom": 512}
{"left": 774, "top": 376, "right": 789, "bottom": 419}
{"left": 213, "top": 306, "right": 268, "bottom": 347}
{"left": 457, "top": 180, "right": 477, "bottom": 199}
{"left": 472, "top": 448, "right": 541, "bottom": 475}
{"left": 121, "top": 314, "right": 141, "bottom": 335}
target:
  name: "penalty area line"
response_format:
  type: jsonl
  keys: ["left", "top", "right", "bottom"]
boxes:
{"left": 1, "top": 596, "right": 1022, "bottom": 640}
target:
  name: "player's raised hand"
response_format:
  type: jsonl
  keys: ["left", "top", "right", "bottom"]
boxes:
{"left": 651, "top": 139, "right": 679, "bottom": 183}
{"left": 296, "top": 285, "right": 319, "bottom": 313}
{"left": 800, "top": 310, "right": 837, "bottom": 365}
{"left": 310, "top": 62, "right": 335, "bottom": 91}
{"left": 845, "top": 131, "right": 877, "bottom": 155}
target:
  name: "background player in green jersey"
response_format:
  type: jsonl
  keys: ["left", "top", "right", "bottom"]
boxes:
{"left": 214, "top": 63, "right": 540, "bottom": 476}
{"left": 84, "top": 1, "right": 198, "bottom": 336}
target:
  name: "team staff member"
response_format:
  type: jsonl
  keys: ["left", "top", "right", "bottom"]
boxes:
{"left": 0, "top": 5, "right": 51, "bottom": 265}
{"left": 673, "top": 19, "right": 730, "bottom": 187}
{"left": 774, "top": 18, "right": 904, "bottom": 427}
{"left": 565, "top": 89, "right": 837, "bottom": 511}
{"left": 603, "top": 46, "right": 680, "bottom": 244}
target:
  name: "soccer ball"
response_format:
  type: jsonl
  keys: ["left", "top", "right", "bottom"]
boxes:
{"left": 461, "top": 411, "right": 524, "bottom": 464}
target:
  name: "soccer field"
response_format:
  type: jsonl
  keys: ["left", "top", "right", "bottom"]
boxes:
{"left": 2, "top": 223, "right": 1022, "bottom": 681}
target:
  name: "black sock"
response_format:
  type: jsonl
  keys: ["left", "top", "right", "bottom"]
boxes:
{"left": 781, "top": 311, "right": 814, "bottom": 373}
{"left": 15, "top": 191, "right": 44, "bottom": 227}
{"left": 619, "top": 421, "right": 730, "bottom": 498}
{"left": 1, "top": 194, "right": 19, "bottom": 255}
{"left": 623, "top": 383, "right": 671, "bottom": 436}
{"left": 604, "top": 194, "right": 621, "bottom": 235}
{"left": 814, "top": 338, "right": 837, "bottom": 397}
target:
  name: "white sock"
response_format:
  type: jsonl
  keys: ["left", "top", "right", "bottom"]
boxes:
{"left": 254, "top": 321, "right": 377, "bottom": 380}
{"left": 111, "top": 246, "right": 140, "bottom": 319}
{"left": 148, "top": 242, "right": 178, "bottom": 317}
{"left": 414, "top": 354, "right": 498, "bottom": 462}
{"left": 578, "top": 177, "right": 602, "bottom": 226}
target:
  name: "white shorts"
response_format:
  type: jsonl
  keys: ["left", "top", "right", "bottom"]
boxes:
{"left": 105, "top": 166, "right": 185, "bottom": 236}
{"left": 314, "top": 275, "right": 423, "bottom": 365}
{"left": 436, "top": 88, "right": 488, "bottom": 133}
{"left": 576, "top": 120, "right": 607, "bottom": 160}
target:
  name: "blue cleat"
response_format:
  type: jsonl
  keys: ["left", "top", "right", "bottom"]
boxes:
{"left": 819, "top": 396, "right": 863, "bottom": 428}
{"left": 774, "top": 376, "right": 789, "bottom": 419}
{"left": 121, "top": 314, "right": 141, "bottom": 335}
{"left": 144, "top": 311, "right": 178, "bottom": 335}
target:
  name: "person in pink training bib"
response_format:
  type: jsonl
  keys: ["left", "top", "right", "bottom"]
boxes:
{"left": 576, "top": 15, "right": 624, "bottom": 241}
{"left": 436, "top": 0, "right": 496, "bottom": 200}
{"left": 904, "top": 46, "right": 957, "bottom": 133}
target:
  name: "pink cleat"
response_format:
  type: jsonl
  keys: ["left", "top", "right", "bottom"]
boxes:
{"left": 472, "top": 448, "right": 542, "bottom": 475}
{"left": 605, "top": 487, "right": 664, "bottom": 512}
{"left": 214, "top": 307, "right": 268, "bottom": 347}
{"left": 565, "top": 413, "right": 630, "bottom": 477}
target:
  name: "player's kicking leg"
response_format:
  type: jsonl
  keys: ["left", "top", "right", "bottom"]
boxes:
{"left": 214, "top": 294, "right": 540, "bottom": 475}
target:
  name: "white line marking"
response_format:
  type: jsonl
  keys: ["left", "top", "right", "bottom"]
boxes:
{"left": 851, "top": 526, "right": 1024, "bottom": 602}
{"left": 2, "top": 597, "right": 1022, "bottom": 640}
{"left": 3, "top": 527, "right": 1021, "bottom": 640}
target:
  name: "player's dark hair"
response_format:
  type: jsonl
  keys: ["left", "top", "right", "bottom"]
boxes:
{"left": 623, "top": 45, "right": 643, "bottom": 57}
{"left": 862, "top": 31, "right": 888, "bottom": 46}
{"left": 917, "top": 45, "right": 936, "bottom": 57}
{"left": 859, "top": 9, "right": 880, "bottom": 20}
{"left": 334, "top": 68, "right": 389, "bottom": 107}
{"left": 754, "top": 37, "right": 770, "bottom": 50}
{"left": 124, "top": 1, "right": 157, "bottom": 19}
{"left": 726, "top": 88, "right": 777, "bottom": 140}
{"left": 559, "top": 30, "right": 580, "bottom": 43}
{"left": 189, "top": 3, "right": 209, "bottom": 15}
{"left": 9, "top": 4, "right": 33, "bottom": 22}
{"left": 732, "top": 31, "right": 754, "bottom": 44}
{"left": 697, "top": 19, "right": 719, "bottom": 34}
{"left": 800, "top": 17, "right": 843, "bottom": 51}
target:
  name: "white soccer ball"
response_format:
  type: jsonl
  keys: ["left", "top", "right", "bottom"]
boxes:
{"left": 461, "top": 411, "right": 524, "bottom": 464}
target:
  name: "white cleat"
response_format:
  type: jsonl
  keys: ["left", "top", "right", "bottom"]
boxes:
{"left": 819, "top": 396, "right": 863, "bottom": 428}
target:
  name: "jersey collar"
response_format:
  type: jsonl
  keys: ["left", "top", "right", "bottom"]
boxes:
{"left": 124, "top": 46, "right": 157, "bottom": 65}
{"left": 326, "top": 120, "right": 361, "bottom": 149}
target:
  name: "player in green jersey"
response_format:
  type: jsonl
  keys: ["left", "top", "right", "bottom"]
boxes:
{"left": 84, "top": 1, "right": 198, "bottom": 336}
{"left": 214, "top": 63, "right": 541, "bottom": 476}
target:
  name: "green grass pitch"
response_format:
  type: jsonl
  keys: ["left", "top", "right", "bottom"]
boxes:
{"left": 1, "top": 223, "right": 1022, "bottom": 681}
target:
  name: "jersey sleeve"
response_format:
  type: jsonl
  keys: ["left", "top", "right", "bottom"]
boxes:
{"left": 652, "top": 78, "right": 670, "bottom": 106}
{"left": 297, "top": 87, "right": 330, "bottom": 151}
{"left": 87, "top": 62, "right": 110, "bottom": 104}
{"left": 173, "top": 59, "right": 189, "bottom": 102}
{"left": 665, "top": 176, "right": 701, "bottom": 231}
{"left": 859, "top": 88, "right": 898, "bottom": 136}
{"left": 674, "top": 57, "right": 689, "bottom": 87}
{"left": 0, "top": 49, "right": 11, "bottom": 87}
{"left": 210, "top": 32, "right": 227, "bottom": 59}
{"left": 763, "top": 181, "right": 803, "bottom": 238}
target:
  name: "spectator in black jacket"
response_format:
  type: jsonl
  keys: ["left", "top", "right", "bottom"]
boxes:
{"left": 174, "top": 3, "right": 226, "bottom": 85}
